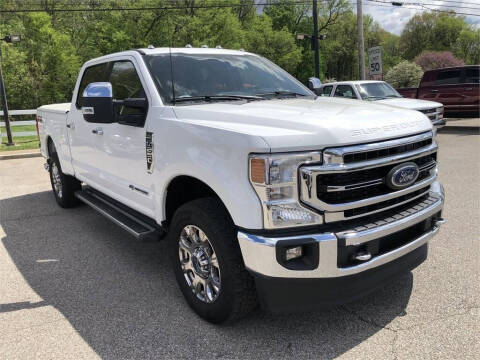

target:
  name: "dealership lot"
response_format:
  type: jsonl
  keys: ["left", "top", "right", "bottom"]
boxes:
{"left": 0, "top": 128, "right": 478, "bottom": 359}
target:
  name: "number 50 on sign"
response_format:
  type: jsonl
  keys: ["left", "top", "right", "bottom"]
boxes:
{"left": 368, "top": 46, "right": 382, "bottom": 76}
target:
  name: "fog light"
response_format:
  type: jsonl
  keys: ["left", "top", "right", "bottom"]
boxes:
{"left": 285, "top": 246, "right": 303, "bottom": 261}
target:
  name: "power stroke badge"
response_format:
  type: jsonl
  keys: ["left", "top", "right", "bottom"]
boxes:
{"left": 146, "top": 132, "right": 154, "bottom": 174}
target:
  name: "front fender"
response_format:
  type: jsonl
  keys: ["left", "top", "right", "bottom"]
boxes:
{"left": 151, "top": 117, "right": 269, "bottom": 230}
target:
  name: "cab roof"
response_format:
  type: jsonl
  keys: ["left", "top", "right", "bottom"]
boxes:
{"left": 83, "top": 47, "right": 256, "bottom": 67}
{"left": 322, "top": 80, "right": 384, "bottom": 86}
{"left": 138, "top": 47, "right": 253, "bottom": 56}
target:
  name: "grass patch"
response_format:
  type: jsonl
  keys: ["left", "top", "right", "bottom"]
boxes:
{"left": 0, "top": 136, "right": 40, "bottom": 152}
{"left": 1, "top": 125, "right": 37, "bottom": 133}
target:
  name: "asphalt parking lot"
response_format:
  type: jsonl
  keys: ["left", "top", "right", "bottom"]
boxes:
{"left": 0, "top": 128, "right": 479, "bottom": 359}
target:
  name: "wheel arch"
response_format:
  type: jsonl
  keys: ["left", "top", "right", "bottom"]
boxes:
{"left": 164, "top": 175, "right": 233, "bottom": 227}
{"left": 46, "top": 136, "right": 55, "bottom": 158}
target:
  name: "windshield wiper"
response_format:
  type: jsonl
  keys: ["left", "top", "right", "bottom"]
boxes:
{"left": 363, "top": 96, "right": 383, "bottom": 100}
{"left": 173, "top": 95, "right": 263, "bottom": 103}
{"left": 384, "top": 95, "right": 401, "bottom": 98}
{"left": 256, "top": 90, "right": 308, "bottom": 98}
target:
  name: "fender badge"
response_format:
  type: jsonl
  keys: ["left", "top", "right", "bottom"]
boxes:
{"left": 146, "top": 131, "right": 154, "bottom": 174}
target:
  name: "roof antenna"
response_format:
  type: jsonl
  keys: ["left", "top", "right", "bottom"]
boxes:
{"left": 169, "top": 47, "right": 176, "bottom": 105}
{"left": 167, "top": 16, "right": 176, "bottom": 105}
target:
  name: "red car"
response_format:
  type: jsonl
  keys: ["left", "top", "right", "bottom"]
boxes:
{"left": 397, "top": 65, "right": 479, "bottom": 117}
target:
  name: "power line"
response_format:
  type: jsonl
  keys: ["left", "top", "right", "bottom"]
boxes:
{"left": 408, "top": 3, "right": 480, "bottom": 11}
{"left": 365, "top": 0, "right": 480, "bottom": 15}
{"left": 415, "top": 0, "right": 480, "bottom": 5}
{"left": 2, "top": 0, "right": 479, "bottom": 17}
{"left": 0, "top": 1, "right": 312, "bottom": 13}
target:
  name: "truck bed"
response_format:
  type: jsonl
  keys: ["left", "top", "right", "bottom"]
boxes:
{"left": 397, "top": 88, "right": 418, "bottom": 99}
{"left": 38, "top": 103, "right": 71, "bottom": 114}
{"left": 37, "top": 103, "right": 71, "bottom": 170}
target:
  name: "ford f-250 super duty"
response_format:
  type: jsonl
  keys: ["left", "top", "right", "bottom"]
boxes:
{"left": 37, "top": 47, "right": 445, "bottom": 323}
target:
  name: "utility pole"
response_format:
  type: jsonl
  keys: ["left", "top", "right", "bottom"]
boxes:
{"left": 357, "top": 0, "right": 366, "bottom": 80}
{"left": 0, "top": 45, "right": 13, "bottom": 146}
{"left": 312, "top": 0, "right": 320, "bottom": 79}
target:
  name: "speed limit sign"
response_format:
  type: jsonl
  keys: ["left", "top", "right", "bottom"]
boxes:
{"left": 368, "top": 46, "right": 382, "bottom": 76}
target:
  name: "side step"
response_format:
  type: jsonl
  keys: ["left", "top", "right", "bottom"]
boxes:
{"left": 75, "top": 187, "right": 163, "bottom": 240}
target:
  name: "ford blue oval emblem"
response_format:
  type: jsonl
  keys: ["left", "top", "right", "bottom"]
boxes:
{"left": 386, "top": 162, "right": 419, "bottom": 190}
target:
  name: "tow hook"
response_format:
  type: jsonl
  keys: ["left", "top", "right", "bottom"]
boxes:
{"left": 354, "top": 251, "right": 372, "bottom": 262}
{"left": 434, "top": 218, "right": 446, "bottom": 226}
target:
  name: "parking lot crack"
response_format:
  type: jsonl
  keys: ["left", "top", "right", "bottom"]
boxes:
{"left": 340, "top": 306, "right": 398, "bottom": 333}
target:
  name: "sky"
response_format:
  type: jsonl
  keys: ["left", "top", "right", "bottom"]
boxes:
{"left": 361, "top": 0, "right": 480, "bottom": 35}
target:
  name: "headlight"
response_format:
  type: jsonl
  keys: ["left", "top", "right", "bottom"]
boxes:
{"left": 249, "top": 152, "right": 323, "bottom": 229}
{"left": 437, "top": 106, "right": 444, "bottom": 119}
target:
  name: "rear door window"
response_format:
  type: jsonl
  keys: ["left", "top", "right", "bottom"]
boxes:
{"left": 464, "top": 68, "right": 479, "bottom": 84}
{"left": 334, "top": 85, "right": 356, "bottom": 99}
{"left": 321, "top": 85, "right": 333, "bottom": 96}
{"left": 76, "top": 63, "right": 110, "bottom": 108}
{"left": 434, "top": 70, "right": 461, "bottom": 85}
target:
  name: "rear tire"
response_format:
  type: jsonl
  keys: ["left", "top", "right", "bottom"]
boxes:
{"left": 169, "top": 198, "right": 258, "bottom": 323}
{"left": 48, "top": 145, "right": 81, "bottom": 208}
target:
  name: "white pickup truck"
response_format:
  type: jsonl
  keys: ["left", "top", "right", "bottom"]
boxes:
{"left": 37, "top": 47, "right": 445, "bottom": 323}
{"left": 318, "top": 80, "right": 446, "bottom": 128}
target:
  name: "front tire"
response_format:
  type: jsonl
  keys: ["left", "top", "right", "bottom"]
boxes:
{"left": 48, "top": 147, "right": 81, "bottom": 208}
{"left": 169, "top": 198, "right": 258, "bottom": 323}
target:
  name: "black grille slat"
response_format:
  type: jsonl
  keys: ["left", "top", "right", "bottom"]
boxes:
{"left": 317, "top": 154, "right": 436, "bottom": 204}
{"left": 419, "top": 108, "right": 437, "bottom": 115}
{"left": 343, "top": 138, "right": 432, "bottom": 164}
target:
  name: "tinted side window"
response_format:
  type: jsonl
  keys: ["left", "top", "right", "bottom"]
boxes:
{"left": 464, "top": 68, "right": 479, "bottom": 84}
{"left": 109, "top": 61, "right": 146, "bottom": 115}
{"left": 435, "top": 70, "right": 461, "bottom": 85}
{"left": 76, "top": 63, "right": 110, "bottom": 108}
{"left": 322, "top": 86, "right": 333, "bottom": 96}
{"left": 110, "top": 61, "right": 146, "bottom": 100}
{"left": 334, "top": 85, "right": 356, "bottom": 99}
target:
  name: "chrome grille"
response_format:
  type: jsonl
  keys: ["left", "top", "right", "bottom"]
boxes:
{"left": 418, "top": 108, "right": 442, "bottom": 121}
{"left": 299, "top": 131, "right": 437, "bottom": 223}
{"left": 343, "top": 138, "right": 432, "bottom": 163}
{"left": 316, "top": 153, "right": 435, "bottom": 204}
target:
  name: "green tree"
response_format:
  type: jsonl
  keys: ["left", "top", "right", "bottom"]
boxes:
{"left": 244, "top": 15, "right": 302, "bottom": 74}
{"left": 400, "top": 13, "right": 468, "bottom": 60}
{"left": 384, "top": 61, "right": 423, "bottom": 88}
{"left": 454, "top": 28, "right": 480, "bottom": 65}
{"left": 22, "top": 13, "right": 81, "bottom": 106}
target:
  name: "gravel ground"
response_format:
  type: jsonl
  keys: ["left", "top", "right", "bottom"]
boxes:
{"left": 0, "top": 130, "right": 478, "bottom": 359}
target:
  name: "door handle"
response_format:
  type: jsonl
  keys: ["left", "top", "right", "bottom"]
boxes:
{"left": 431, "top": 89, "right": 439, "bottom": 92}
{"left": 66, "top": 123, "right": 75, "bottom": 129}
{"left": 92, "top": 128, "right": 103, "bottom": 135}
{"left": 464, "top": 88, "right": 473, "bottom": 91}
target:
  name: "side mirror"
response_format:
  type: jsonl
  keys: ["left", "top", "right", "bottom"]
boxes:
{"left": 114, "top": 98, "right": 148, "bottom": 127}
{"left": 308, "top": 77, "right": 322, "bottom": 95}
{"left": 81, "top": 82, "right": 114, "bottom": 123}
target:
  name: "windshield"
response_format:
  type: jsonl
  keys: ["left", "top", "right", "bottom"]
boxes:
{"left": 145, "top": 53, "right": 314, "bottom": 104}
{"left": 356, "top": 82, "right": 402, "bottom": 100}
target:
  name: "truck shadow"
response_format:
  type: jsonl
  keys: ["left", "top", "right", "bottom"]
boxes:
{"left": 1, "top": 191, "right": 413, "bottom": 359}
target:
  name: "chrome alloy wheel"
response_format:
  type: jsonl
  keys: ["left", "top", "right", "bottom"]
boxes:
{"left": 178, "top": 225, "right": 221, "bottom": 303}
{"left": 51, "top": 162, "right": 63, "bottom": 198}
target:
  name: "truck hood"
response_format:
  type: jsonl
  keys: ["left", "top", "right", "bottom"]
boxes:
{"left": 375, "top": 97, "right": 442, "bottom": 110}
{"left": 173, "top": 97, "right": 433, "bottom": 152}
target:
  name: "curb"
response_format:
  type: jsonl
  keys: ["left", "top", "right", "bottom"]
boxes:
{"left": 440, "top": 126, "right": 479, "bottom": 134}
{"left": 0, "top": 151, "right": 42, "bottom": 161}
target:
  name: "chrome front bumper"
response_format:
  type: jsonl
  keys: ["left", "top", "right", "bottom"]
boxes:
{"left": 238, "top": 181, "right": 445, "bottom": 279}
{"left": 432, "top": 118, "right": 446, "bottom": 129}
